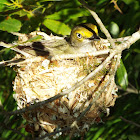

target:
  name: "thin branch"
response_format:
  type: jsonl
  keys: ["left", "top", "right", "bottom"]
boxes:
{"left": 111, "top": 0, "right": 123, "bottom": 14}
{"left": 35, "top": 127, "right": 70, "bottom": 140}
{"left": 118, "top": 86, "right": 139, "bottom": 94}
{"left": 0, "top": 123, "right": 30, "bottom": 139}
{"left": 120, "top": 116, "right": 140, "bottom": 128}
{"left": 113, "top": 36, "right": 130, "bottom": 42}
{"left": 116, "top": 30, "right": 140, "bottom": 51}
{"left": 0, "top": 58, "right": 25, "bottom": 67}
{"left": 76, "top": 75, "right": 114, "bottom": 123}
{"left": 0, "top": 42, "right": 30, "bottom": 57}
{"left": 51, "top": 49, "right": 110, "bottom": 60}
{"left": 78, "top": 0, "right": 116, "bottom": 48}
{"left": 73, "top": 53, "right": 120, "bottom": 124}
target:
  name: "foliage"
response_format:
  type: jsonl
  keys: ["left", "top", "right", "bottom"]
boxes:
{"left": 0, "top": 0, "right": 140, "bottom": 139}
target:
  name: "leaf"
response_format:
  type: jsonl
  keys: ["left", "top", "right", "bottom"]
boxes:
{"left": 0, "top": 0, "right": 10, "bottom": 4}
{"left": 128, "top": 135, "right": 140, "bottom": 140}
{"left": 43, "top": 19, "right": 71, "bottom": 35}
{"left": 40, "top": 0, "right": 63, "bottom": 1}
{"left": 91, "top": 127, "right": 105, "bottom": 140}
{"left": 116, "top": 59, "right": 128, "bottom": 90}
{"left": 133, "top": 48, "right": 140, "bottom": 53}
{"left": 133, "top": 54, "right": 140, "bottom": 68}
{"left": 11, "top": 9, "right": 29, "bottom": 17}
{"left": 46, "top": 8, "right": 90, "bottom": 20}
{"left": 122, "top": 0, "right": 134, "bottom": 5}
{"left": 0, "top": 18, "right": 22, "bottom": 32}
{"left": 0, "top": 0, "right": 13, "bottom": 12}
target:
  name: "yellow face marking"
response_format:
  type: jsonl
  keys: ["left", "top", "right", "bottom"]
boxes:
{"left": 73, "top": 27, "right": 93, "bottom": 42}
{"left": 70, "top": 23, "right": 99, "bottom": 47}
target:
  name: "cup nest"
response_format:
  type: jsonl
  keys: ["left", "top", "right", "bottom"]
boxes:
{"left": 12, "top": 33, "right": 118, "bottom": 138}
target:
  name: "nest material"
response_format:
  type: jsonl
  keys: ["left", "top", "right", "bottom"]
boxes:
{"left": 12, "top": 33, "right": 118, "bottom": 138}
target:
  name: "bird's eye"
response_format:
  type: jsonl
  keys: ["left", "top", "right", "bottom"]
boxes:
{"left": 76, "top": 33, "right": 82, "bottom": 39}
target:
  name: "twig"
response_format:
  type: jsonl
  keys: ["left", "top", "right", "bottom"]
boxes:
{"left": 0, "top": 123, "right": 29, "bottom": 139}
{"left": 111, "top": 0, "right": 123, "bottom": 14}
{"left": 0, "top": 42, "right": 30, "bottom": 57}
{"left": 0, "top": 58, "right": 25, "bottom": 67}
{"left": 118, "top": 86, "right": 138, "bottom": 94}
{"left": 120, "top": 116, "right": 140, "bottom": 128}
{"left": 51, "top": 49, "right": 110, "bottom": 60}
{"left": 113, "top": 36, "right": 130, "bottom": 42}
{"left": 76, "top": 75, "right": 114, "bottom": 122}
{"left": 73, "top": 53, "right": 120, "bottom": 124}
{"left": 35, "top": 127, "right": 70, "bottom": 140}
{"left": 116, "top": 30, "right": 140, "bottom": 51}
{"left": 78, "top": 0, "right": 116, "bottom": 48}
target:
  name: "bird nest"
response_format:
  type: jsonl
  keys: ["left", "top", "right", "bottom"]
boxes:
{"left": 12, "top": 32, "right": 118, "bottom": 139}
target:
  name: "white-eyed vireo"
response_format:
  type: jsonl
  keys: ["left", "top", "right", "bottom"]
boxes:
{"left": 10, "top": 23, "right": 100, "bottom": 56}
{"left": 70, "top": 23, "right": 100, "bottom": 53}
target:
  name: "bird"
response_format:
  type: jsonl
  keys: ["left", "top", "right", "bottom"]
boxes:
{"left": 43, "top": 23, "right": 100, "bottom": 55}
{"left": 70, "top": 23, "right": 100, "bottom": 53}
{"left": 0, "top": 23, "right": 100, "bottom": 58}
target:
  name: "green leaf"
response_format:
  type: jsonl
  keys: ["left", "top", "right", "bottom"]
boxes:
{"left": 116, "top": 59, "right": 128, "bottom": 90}
{"left": 128, "top": 135, "right": 140, "bottom": 140}
{"left": 133, "top": 54, "right": 140, "bottom": 68}
{"left": 133, "top": 48, "right": 140, "bottom": 53}
{"left": 46, "top": 8, "right": 90, "bottom": 20}
{"left": 40, "top": 0, "right": 63, "bottom": 1}
{"left": 91, "top": 127, "right": 105, "bottom": 140}
{"left": 122, "top": 0, "right": 134, "bottom": 5}
{"left": 43, "top": 19, "right": 71, "bottom": 35}
{"left": 0, "top": 0, "right": 11, "bottom": 5}
{"left": 0, "top": 0, "right": 13, "bottom": 12}
{"left": 11, "top": 10, "right": 29, "bottom": 17}
{"left": 0, "top": 18, "right": 22, "bottom": 32}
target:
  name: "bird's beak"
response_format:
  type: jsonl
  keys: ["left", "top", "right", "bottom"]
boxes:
{"left": 88, "top": 35, "right": 100, "bottom": 41}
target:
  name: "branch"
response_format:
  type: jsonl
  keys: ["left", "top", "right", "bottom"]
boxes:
{"left": 0, "top": 42, "right": 30, "bottom": 57}
{"left": 116, "top": 30, "right": 140, "bottom": 51}
{"left": 51, "top": 49, "right": 110, "bottom": 60}
{"left": 73, "top": 53, "right": 120, "bottom": 124}
{"left": 0, "top": 123, "right": 29, "bottom": 139}
{"left": 75, "top": 75, "right": 114, "bottom": 122}
{"left": 0, "top": 58, "right": 25, "bottom": 67}
{"left": 118, "top": 86, "right": 138, "bottom": 94}
{"left": 35, "top": 127, "right": 70, "bottom": 140}
{"left": 78, "top": 0, "right": 116, "bottom": 48}
{"left": 120, "top": 116, "right": 140, "bottom": 128}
